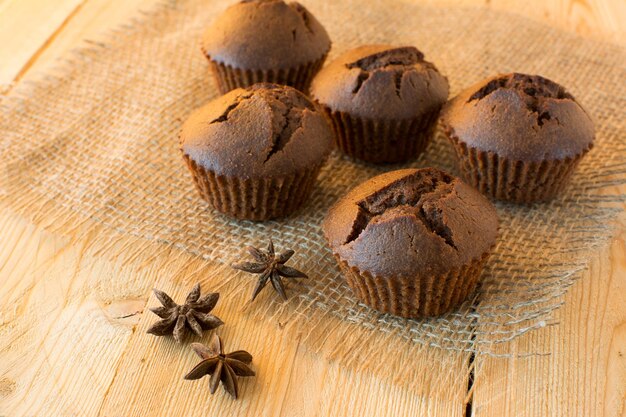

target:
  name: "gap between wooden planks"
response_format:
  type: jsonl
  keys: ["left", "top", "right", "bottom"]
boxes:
{"left": 473, "top": 218, "right": 626, "bottom": 417}
{"left": 0, "top": 0, "right": 625, "bottom": 415}
{"left": 0, "top": 210, "right": 469, "bottom": 416}
{"left": 0, "top": 0, "right": 84, "bottom": 88}
{"left": 0, "top": 0, "right": 156, "bottom": 92}
{"left": 0, "top": 200, "right": 623, "bottom": 416}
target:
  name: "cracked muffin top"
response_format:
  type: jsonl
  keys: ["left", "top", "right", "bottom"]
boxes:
{"left": 310, "top": 45, "right": 449, "bottom": 119}
{"left": 180, "top": 83, "right": 333, "bottom": 178}
{"left": 323, "top": 168, "right": 498, "bottom": 278}
{"left": 202, "top": 0, "right": 331, "bottom": 69}
{"left": 441, "top": 73, "right": 594, "bottom": 161}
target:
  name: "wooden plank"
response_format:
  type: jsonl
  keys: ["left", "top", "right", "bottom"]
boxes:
{"left": 0, "top": 211, "right": 470, "bottom": 416}
{"left": 23, "top": 0, "right": 157, "bottom": 78}
{"left": 0, "top": 212, "right": 143, "bottom": 416}
{"left": 487, "top": 0, "right": 626, "bottom": 45}
{"left": 0, "top": 0, "right": 624, "bottom": 415}
{"left": 1, "top": 0, "right": 624, "bottom": 94}
{"left": 472, "top": 221, "right": 626, "bottom": 416}
{"left": 417, "top": 0, "right": 626, "bottom": 45}
{"left": 0, "top": 0, "right": 467, "bottom": 415}
{"left": 0, "top": 0, "right": 85, "bottom": 90}
{"left": 0, "top": 0, "right": 155, "bottom": 92}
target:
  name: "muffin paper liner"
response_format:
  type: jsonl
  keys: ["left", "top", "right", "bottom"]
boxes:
{"left": 335, "top": 251, "right": 491, "bottom": 318}
{"left": 443, "top": 126, "right": 592, "bottom": 203}
{"left": 319, "top": 106, "right": 441, "bottom": 164}
{"left": 206, "top": 54, "right": 327, "bottom": 94}
{"left": 183, "top": 155, "right": 323, "bottom": 221}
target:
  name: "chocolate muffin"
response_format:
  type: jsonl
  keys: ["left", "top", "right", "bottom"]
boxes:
{"left": 441, "top": 73, "right": 594, "bottom": 203}
{"left": 180, "top": 83, "right": 333, "bottom": 221}
{"left": 310, "top": 45, "right": 449, "bottom": 163}
{"left": 323, "top": 168, "right": 498, "bottom": 318}
{"left": 202, "top": 0, "right": 331, "bottom": 94}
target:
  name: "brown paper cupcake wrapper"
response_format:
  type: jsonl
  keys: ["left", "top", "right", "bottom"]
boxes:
{"left": 336, "top": 252, "right": 490, "bottom": 318}
{"left": 183, "top": 155, "right": 323, "bottom": 221}
{"left": 320, "top": 106, "right": 441, "bottom": 164}
{"left": 206, "top": 54, "right": 327, "bottom": 94}
{"left": 444, "top": 127, "right": 592, "bottom": 203}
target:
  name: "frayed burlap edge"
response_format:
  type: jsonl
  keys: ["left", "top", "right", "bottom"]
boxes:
{"left": 0, "top": 0, "right": 625, "bottom": 391}
{"left": 0, "top": 194, "right": 474, "bottom": 395}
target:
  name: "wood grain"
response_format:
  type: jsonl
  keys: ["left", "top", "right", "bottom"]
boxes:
{"left": 489, "top": 0, "right": 626, "bottom": 44}
{"left": 0, "top": 0, "right": 154, "bottom": 90}
{"left": 24, "top": 0, "right": 157, "bottom": 77}
{"left": 0, "top": 211, "right": 469, "bottom": 416}
{"left": 472, "top": 222, "right": 626, "bottom": 417}
{"left": 0, "top": 0, "right": 85, "bottom": 90}
{"left": 0, "top": 0, "right": 625, "bottom": 415}
{"left": 416, "top": 0, "right": 626, "bottom": 45}
{"left": 1, "top": 0, "right": 625, "bottom": 91}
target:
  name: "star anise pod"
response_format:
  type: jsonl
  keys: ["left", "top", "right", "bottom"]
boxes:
{"left": 231, "top": 239, "right": 308, "bottom": 301}
{"left": 146, "top": 283, "right": 223, "bottom": 343}
{"left": 184, "top": 334, "right": 255, "bottom": 399}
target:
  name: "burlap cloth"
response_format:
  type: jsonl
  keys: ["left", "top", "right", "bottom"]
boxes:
{"left": 1, "top": 0, "right": 625, "bottom": 368}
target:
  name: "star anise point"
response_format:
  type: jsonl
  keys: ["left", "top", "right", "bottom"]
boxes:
{"left": 184, "top": 335, "right": 254, "bottom": 399}
{"left": 232, "top": 239, "right": 308, "bottom": 302}
{"left": 146, "top": 283, "right": 223, "bottom": 343}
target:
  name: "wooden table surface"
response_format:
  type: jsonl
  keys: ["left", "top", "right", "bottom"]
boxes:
{"left": 0, "top": 0, "right": 625, "bottom": 416}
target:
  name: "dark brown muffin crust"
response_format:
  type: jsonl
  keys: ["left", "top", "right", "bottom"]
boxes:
{"left": 441, "top": 73, "right": 594, "bottom": 162}
{"left": 323, "top": 168, "right": 498, "bottom": 279}
{"left": 180, "top": 83, "right": 333, "bottom": 179}
{"left": 310, "top": 45, "right": 449, "bottom": 120}
{"left": 202, "top": 0, "right": 331, "bottom": 70}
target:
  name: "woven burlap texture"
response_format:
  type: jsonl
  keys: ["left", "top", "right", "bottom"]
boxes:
{"left": 1, "top": 0, "right": 625, "bottom": 360}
